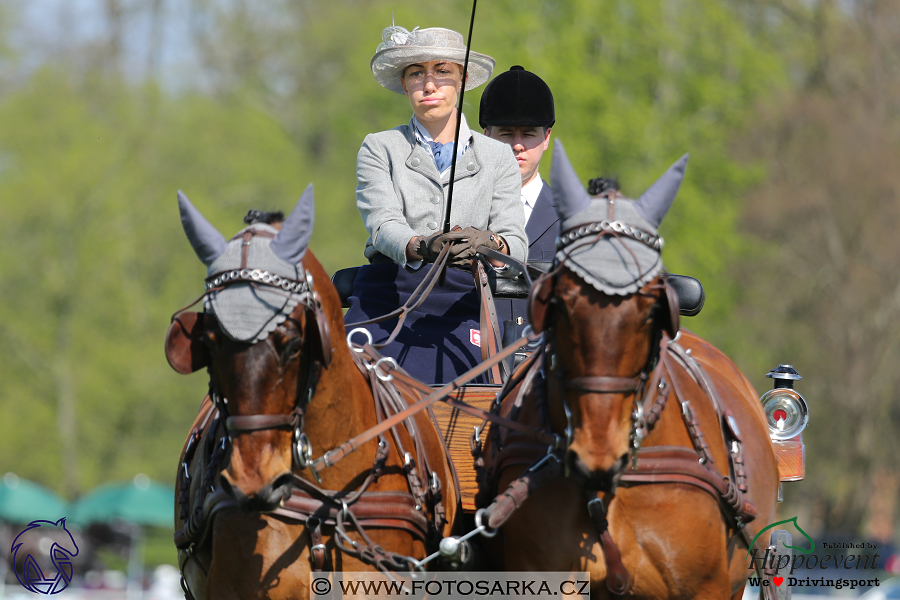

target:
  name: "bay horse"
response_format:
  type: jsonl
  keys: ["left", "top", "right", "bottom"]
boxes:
{"left": 166, "top": 186, "right": 459, "bottom": 599}
{"left": 478, "top": 142, "right": 779, "bottom": 599}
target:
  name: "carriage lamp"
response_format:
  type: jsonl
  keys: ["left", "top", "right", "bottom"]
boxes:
{"left": 760, "top": 365, "right": 809, "bottom": 440}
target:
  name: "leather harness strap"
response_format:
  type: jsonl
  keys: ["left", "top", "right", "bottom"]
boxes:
{"left": 307, "top": 517, "right": 327, "bottom": 571}
{"left": 586, "top": 494, "right": 632, "bottom": 596}
{"left": 475, "top": 260, "right": 507, "bottom": 384}
{"left": 225, "top": 407, "right": 302, "bottom": 433}
{"left": 567, "top": 375, "right": 643, "bottom": 394}
{"left": 272, "top": 488, "right": 430, "bottom": 541}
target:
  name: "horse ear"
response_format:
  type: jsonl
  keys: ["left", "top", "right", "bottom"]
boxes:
{"left": 178, "top": 191, "right": 227, "bottom": 266}
{"left": 165, "top": 312, "right": 209, "bottom": 374}
{"left": 271, "top": 184, "right": 315, "bottom": 265}
{"left": 551, "top": 139, "right": 592, "bottom": 220}
{"left": 528, "top": 272, "right": 555, "bottom": 334}
{"left": 634, "top": 154, "right": 688, "bottom": 228}
{"left": 660, "top": 281, "right": 681, "bottom": 339}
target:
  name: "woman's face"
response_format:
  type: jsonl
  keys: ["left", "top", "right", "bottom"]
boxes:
{"left": 401, "top": 61, "right": 464, "bottom": 123}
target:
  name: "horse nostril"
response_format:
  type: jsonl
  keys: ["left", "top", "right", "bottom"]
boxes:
{"left": 271, "top": 473, "right": 294, "bottom": 499}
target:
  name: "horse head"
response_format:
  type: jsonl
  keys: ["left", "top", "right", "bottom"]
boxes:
{"left": 533, "top": 141, "right": 687, "bottom": 492}
{"left": 165, "top": 185, "right": 338, "bottom": 511}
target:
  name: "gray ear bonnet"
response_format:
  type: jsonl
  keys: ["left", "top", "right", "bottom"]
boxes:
{"left": 204, "top": 225, "right": 307, "bottom": 343}
{"left": 556, "top": 199, "right": 663, "bottom": 296}
{"left": 551, "top": 140, "right": 686, "bottom": 296}
{"left": 178, "top": 188, "right": 314, "bottom": 343}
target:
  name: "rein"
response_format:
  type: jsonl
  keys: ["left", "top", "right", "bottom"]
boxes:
{"left": 309, "top": 329, "right": 561, "bottom": 472}
{"left": 343, "top": 244, "right": 453, "bottom": 348}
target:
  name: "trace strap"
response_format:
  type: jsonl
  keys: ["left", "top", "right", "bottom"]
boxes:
{"left": 311, "top": 331, "right": 560, "bottom": 471}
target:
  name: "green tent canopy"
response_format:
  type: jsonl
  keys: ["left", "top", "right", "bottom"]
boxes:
{"left": 0, "top": 473, "right": 68, "bottom": 524}
{"left": 69, "top": 474, "right": 173, "bottom": 528}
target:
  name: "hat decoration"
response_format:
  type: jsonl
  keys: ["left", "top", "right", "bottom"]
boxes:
{"left": 376, "top": 26, "right": 444, "bottom": 52}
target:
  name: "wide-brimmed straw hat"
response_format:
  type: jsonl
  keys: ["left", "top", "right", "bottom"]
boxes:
{"left": 371, "top": 25, "right": 495, "bottom": 95}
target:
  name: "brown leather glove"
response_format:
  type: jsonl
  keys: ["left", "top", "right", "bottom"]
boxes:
{"left": 416, "top": 230, "right": 469, "bottom": 263}
{"left": 447, "top": 227, "right": 502, "bottom": 268}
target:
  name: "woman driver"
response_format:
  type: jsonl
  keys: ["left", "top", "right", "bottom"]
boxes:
{"left": 344, "top": 22, "right": 526, "bottom": 384}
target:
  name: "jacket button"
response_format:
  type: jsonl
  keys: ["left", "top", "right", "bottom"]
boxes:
{"left": 411, "top": 158, "right": 421, "bottom": 167}
{"left": 467, "top": 162, "right": 475, "bottom": 171}
{"left": 427, "top": 221, "right": 437, "bottom": 230}
{"left": 430, "top": 197, "right": 439, "bottom": 204}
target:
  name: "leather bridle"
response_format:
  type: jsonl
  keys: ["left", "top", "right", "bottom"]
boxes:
{"left": 199, "top": 228, "right": 334, "bottom": 473}
{"left": 528, "top": 204, "right": 674, "bottom": 458}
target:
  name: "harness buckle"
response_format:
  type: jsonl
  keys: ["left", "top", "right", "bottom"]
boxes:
{"left": 294, "top": 429, "right": 313, "bottom": 468}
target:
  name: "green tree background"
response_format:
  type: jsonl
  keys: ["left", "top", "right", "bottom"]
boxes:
{"left": 0, "top": 0, "right": 897, "bottom": 567}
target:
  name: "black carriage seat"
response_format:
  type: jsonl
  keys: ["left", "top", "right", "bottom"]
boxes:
{"left": 330, "top": 265, "right": 704, "bottom": 317}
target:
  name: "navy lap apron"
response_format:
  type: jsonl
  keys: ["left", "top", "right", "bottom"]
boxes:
{"left": 343, "top": 263, "right": 488, "bottom": 385}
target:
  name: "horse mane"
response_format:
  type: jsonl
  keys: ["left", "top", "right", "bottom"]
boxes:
{"left": 587, "top": 176, "right": 620, "bottom": 196}
{"left": 243, "top": 209, "right": 285, "bottom": 225}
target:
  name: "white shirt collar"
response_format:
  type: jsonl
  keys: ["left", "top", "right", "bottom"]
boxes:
{"left": 521, "top": 175, "right": 543, "bottom": 222}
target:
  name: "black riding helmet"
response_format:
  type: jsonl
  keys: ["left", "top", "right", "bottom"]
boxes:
{"left": 479, "top": 65, "right": 555, "bottom": 129}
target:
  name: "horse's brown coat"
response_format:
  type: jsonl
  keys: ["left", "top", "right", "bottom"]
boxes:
{"left": 483, "top": 270, "right": 778, "bottom": 599}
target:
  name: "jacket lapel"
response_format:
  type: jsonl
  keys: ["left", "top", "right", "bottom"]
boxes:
{"left": 402, "top": 121, "right": 443, "bottom": 186}
{"left": 525, "top": 180, "right": 557, "bottom": 245}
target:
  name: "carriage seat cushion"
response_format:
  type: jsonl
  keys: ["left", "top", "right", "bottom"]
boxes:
{"left": 331, "top": 266, "right": 705, "bottom": 316}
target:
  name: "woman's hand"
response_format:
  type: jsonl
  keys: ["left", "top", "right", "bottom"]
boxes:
{"left": 446, "top": 227, "right": 508, "bottom": 268}
{"left": 414, "top": 231, "right": 470, "bottom": 263}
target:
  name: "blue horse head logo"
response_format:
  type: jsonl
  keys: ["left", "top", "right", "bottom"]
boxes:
{"left": 11, "top": 518, "right": 79, "bottom": 595}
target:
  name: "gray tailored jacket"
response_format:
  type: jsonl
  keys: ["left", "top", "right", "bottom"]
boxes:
{"left": 357, "top": 117, "right": 527, "bottom": 266}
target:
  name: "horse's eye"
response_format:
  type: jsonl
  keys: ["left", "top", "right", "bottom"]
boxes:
{"left": 282, "top": 336, "right": 304, "bottom": 363}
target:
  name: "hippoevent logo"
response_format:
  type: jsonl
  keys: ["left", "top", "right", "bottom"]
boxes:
{"left": 10, "top": 518, "right": 79, "bottom": 595}
{"left": 746, "top": 517, "right": 882, "bottom": 592}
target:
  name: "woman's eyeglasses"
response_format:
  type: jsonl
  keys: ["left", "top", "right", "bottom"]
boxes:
{"left": 403, "top": 66, "right": 461, "bottom": 85}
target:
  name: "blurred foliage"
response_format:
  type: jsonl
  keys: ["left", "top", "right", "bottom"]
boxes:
{"left": 0, "top": 67, "right": 315, "bottom": 497}
{"left": 0, "top": 0, "right": 896, "bottom": 548}
{"left": 727, "top": 0, "right": 900, "bottom": 539}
